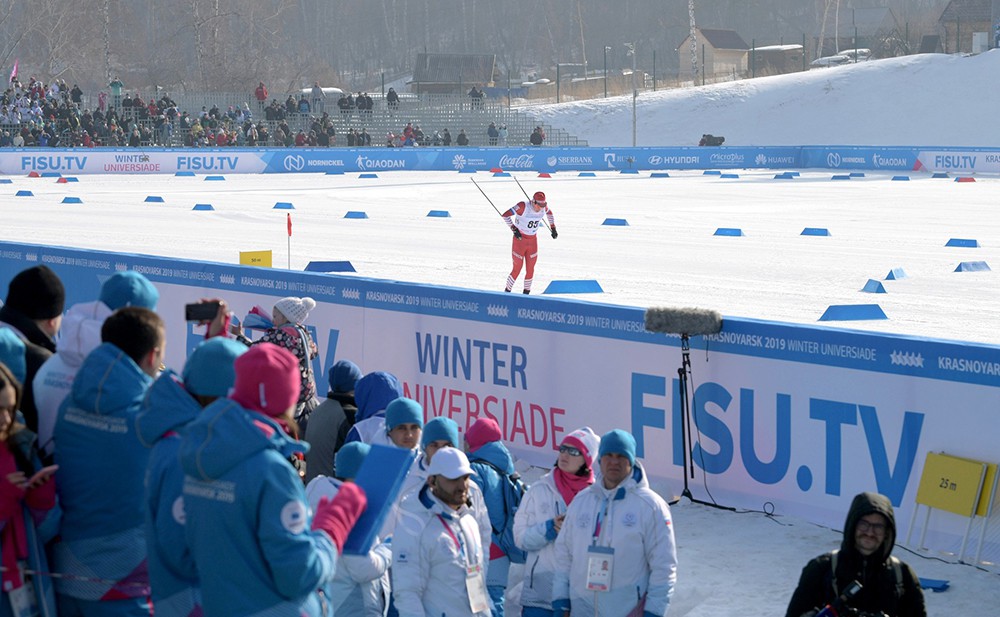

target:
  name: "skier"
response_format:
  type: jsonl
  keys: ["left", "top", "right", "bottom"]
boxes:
{"left": 501, "top": 191, "right": 557, "bottom": 294}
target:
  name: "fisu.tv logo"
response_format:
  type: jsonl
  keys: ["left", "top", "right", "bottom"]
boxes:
{"left": 20, "top": 155, "right": 88, "bottom": 171}
{"left": 630, "top": 373, "right": 924, "bottom": 505}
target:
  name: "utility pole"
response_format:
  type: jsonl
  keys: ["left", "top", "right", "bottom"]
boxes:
{"left": 626, "top": 42, "right": 637, "bottom": 146}
{"left": 688, "top": 0, "right": 698, "bottom": 85}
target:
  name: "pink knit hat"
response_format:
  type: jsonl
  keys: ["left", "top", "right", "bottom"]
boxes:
{"left": 561, "top": 426, "right": 600, "bottom": 468}
{"left": 231, "top": 343, "right": 300, "bottom": 417}
{"left": 466, "top": 417, "right": 502, "bottom": 452}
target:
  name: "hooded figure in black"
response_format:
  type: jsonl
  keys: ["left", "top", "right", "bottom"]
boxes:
{"left": 786, "top": 492, "right": 926, "bottom": 617}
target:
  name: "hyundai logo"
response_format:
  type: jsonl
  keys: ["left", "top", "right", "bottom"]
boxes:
{"left": 284, "top": 155, "right": 305, "bottom": 172}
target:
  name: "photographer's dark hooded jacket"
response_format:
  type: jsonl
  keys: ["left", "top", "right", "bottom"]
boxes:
{"left": 785, "top": 492, "right": 926, "bottom": 617}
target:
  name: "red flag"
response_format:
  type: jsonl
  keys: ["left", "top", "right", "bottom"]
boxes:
{"left": 286, "top": 213, "right": 292, "bottom": 237}
{"left": 9, "top": 59, "right": 18, "bottom": 84}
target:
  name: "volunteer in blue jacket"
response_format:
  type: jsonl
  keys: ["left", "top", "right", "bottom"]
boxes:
{"left": 552, "top": 430, "right": 677, "bottom": 617}
{"left": 179, "top": 343, "right": 367, "bottom": 616}
{"left": 343, "top": 371, "right": 404, "bottom": 447}
{"left": 466, "top": 416, "right": 519, "bottom": 617}
{"left": 306, "top": 442, "right": 392, "bottom": 617}
{"left": 136, "top": 337, "right": 246, "bottom": 617}
{"left": 513, "top": 427, "right": 600, "bottom": 617}
{"left": 53, "top": 307, "right": 165, "bottom": 617}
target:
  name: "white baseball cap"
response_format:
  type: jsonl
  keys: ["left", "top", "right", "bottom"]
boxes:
{"left": 427, "top": 447, "right": 474, "bottom": 480}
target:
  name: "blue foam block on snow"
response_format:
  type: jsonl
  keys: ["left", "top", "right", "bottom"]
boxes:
{"left": 62, "top": 176, "right": 79, "bottom": 182}
{"left": 427, "top": 210, "right": 451, "bottom": 218}
{"left": 144, "top": 196, "right": 164, "bottom": 203}
{"left": 819, "top": 304, "right": 888, "bottom": 321}
{"left": 175, "top": 171, "right": 195, "bottom": 177}
{"left": 493, "top": 172, "right": 511, "bottom": 177}
{"left": 954, "top": 261, "right": 990, "bottom": 272}
{"left": 945, "top": 238, "right": 979, "bottom": 247}
{"left": 885, "top": 268, "right": 908, "bottom": 280}
{"left": 892, "top": 175, "right": 909, "bottom": 181}
{"left": 861, "top": 279, "right": 887, "bottom": 293}
{"left": 40, "top": 172, "right": 61, "bottom": 178}
{"left": 359, "top": 173, "right": 379, "bottom": 179}
{"left": 602, "top": 218, "right": 629, "bottom": 226}
{"left": 703, "top": 170, "right": 722, "bottom": 176}
{"left": 344, "top": 211, "right": 369, "bottom": 219}
{"left": 774, "top": 173, "right": 794, "bottom": 179}
{"left": 650, "top": 172, "right": 670, "bottom": 178}
{"left": 831, "top": 175, "right": 851, "bottom": 180}
{"left": 273, "top": 202, "right": 295, "bottom": 210}
{"left": 305, "top": 260, "right": 356, "bottom": 273}
{"left": 619, "top": 169, "right": 639, "bottom": 174}
{"left": 15, "top": 190, "right": 32, "bottom": 197}
{"left": 932, "top": 172, "right": 949, "bottom": 179}
{"left": 459, "top": 169, "right": 477, "bottom": 174}
{"left": 801, "top": 227, "right": 831, "bottom": 236}
{"left": 542, "top": 280, "right": 604, "bottom": 294}
{"left": 324, "top": 170, "right": 344, "bottom": 175}
{"left": 0, "top": 179, "right": 12, "bottom": 184}
{"left": 577, "top": 172, "right": 596, "bottom": 177}
{"left": 720, "top": 173, "right": 739, "bottom": 179}
{"left": 192, "top": 203, "right": 214, "bottom": 211}
{"left": 204, "top": 175, "right": 225, "bottom": 181}
{"left": 918, "top": 578, "right": 949, "bottom": 592}
{"left": 786, "top": 171, "right": 800, "bottom": 177}
{"left": 849, "top": 172, "right": 865, "bottom": 178}
{"left": 61, "top": 196, "right": 82, "bottom": 204}
{"left": 714, "top": 227, "right": 744, "bottom": 237}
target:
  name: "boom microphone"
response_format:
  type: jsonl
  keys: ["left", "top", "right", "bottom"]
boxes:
{"left": 644, "top": 307, "right": 723, "bottom": 336}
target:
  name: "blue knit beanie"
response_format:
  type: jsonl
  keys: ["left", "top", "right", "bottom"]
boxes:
{"left": 328, "top": 360, "right": 362, "bottom": 394}
{"left": 182, "top": 338, "right": 247, "bottom": 398}
{"left": 335, "top": 441, "right": 370, "bottom": 480}
{"left": 99, "top": 271, "right": 159, "bottom": 310}
{"left": 0, "top": 329, "right": 27, "bottom": 384}
{"left": 422, "top": 417, "right": 459, "bottom": 448}
{"left": 598, "top": 429, "right": 637, "bottom": 466}
{"left": 385, "top": 397, "right": 424, "bottom": 430}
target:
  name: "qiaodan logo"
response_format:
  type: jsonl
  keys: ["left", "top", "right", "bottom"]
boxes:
{"left": 284, "top": 155, "right": 305, "bottom": 172}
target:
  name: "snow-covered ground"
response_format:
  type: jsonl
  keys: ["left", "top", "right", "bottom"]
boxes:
{"left": 3, "top": 51, "right": 999, "bottom": 615}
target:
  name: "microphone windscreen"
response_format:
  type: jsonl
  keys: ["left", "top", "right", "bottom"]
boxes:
{"left": 644, "top": 307, "right": 723, "bottom": 336}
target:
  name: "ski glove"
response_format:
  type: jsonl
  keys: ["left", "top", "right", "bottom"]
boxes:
{"left": 312, "top": 482, "right": 367, "bottom": 553}
{"left": 550, "top": 226, "right": 558, "bottom": 239}
{"left": 511, "top": 226, "right": 522, "bottom": 239}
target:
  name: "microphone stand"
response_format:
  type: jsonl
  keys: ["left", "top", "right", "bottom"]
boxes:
{"left": 677, "top": 333, "right": 735, "bottom": 511}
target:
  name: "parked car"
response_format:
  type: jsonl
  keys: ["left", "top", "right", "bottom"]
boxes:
{"left": 810, "top": 48, "right": 871, "bottom": 68}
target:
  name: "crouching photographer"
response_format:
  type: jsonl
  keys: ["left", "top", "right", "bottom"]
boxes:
{"left": 786, "top": 492, "right": 926, "bottom": 617}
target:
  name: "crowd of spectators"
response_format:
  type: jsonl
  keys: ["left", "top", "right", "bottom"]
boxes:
{"left": 1, "top": 75, "right": 548, "bottom": 149}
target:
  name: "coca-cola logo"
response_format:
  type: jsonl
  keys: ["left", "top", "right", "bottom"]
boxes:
{"left": 498, "top": 154, "right": 535, "bottom": 169}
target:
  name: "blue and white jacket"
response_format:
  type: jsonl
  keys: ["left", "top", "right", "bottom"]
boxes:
{"left": 305, "top": 476, "right": 391, "bottom": 617}
{"left": 178, "top": 398, "right": 338, "bottom": 617}
{"left": 467, "top": 440, "right": 516, "bottom": 587}
{"left": 53, "top": 342, "right": 153, "bottom": 601}
{"left": 551, "top": 463, "right": 677, "bottom": 617}
{"left": 134, "top": 370, "right": 202, "bottom": 617}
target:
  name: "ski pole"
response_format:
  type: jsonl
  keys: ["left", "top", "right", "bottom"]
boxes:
{"left": 470, "top": 177, "right": 509, "bottom": 221}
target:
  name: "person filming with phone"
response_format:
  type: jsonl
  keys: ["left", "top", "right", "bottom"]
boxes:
{"left": 785, "top": 492, "right": 926, "bottom": 617}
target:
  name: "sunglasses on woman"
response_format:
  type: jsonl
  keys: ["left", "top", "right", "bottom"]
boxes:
{"left": 559, "top": 445, "right": 582, "bottom": 457}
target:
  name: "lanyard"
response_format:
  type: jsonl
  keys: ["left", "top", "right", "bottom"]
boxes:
{"left": 438, "top": 514, "right": 470, "bottom": 565}
{"left": 592, "top": 495, "right": 612, "bottom": 544}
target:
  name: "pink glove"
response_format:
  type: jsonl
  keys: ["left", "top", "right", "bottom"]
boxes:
{"left": 312, "top": 482, "right": 367, "bottom": 553}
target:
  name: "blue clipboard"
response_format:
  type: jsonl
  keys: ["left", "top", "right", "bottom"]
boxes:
{"left": 342, "top": 444, "right": 415, "bottom": 555}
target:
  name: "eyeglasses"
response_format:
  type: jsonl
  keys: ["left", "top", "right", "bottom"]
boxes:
{"left": 559, "top": 445, "right": 582, "bottom": 457}
{"left": 856, "top": 520, "right": 886, "bottom": 534}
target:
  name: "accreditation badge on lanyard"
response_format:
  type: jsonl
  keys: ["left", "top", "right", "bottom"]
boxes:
{"left": 586, "top": 545, "right": 614, "bottom": 592}
{"left": 7, "top": 564, "right": 40, "bottom": 617}
{"left": 439, "top": 515, "right": 489, "bottom": 613}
